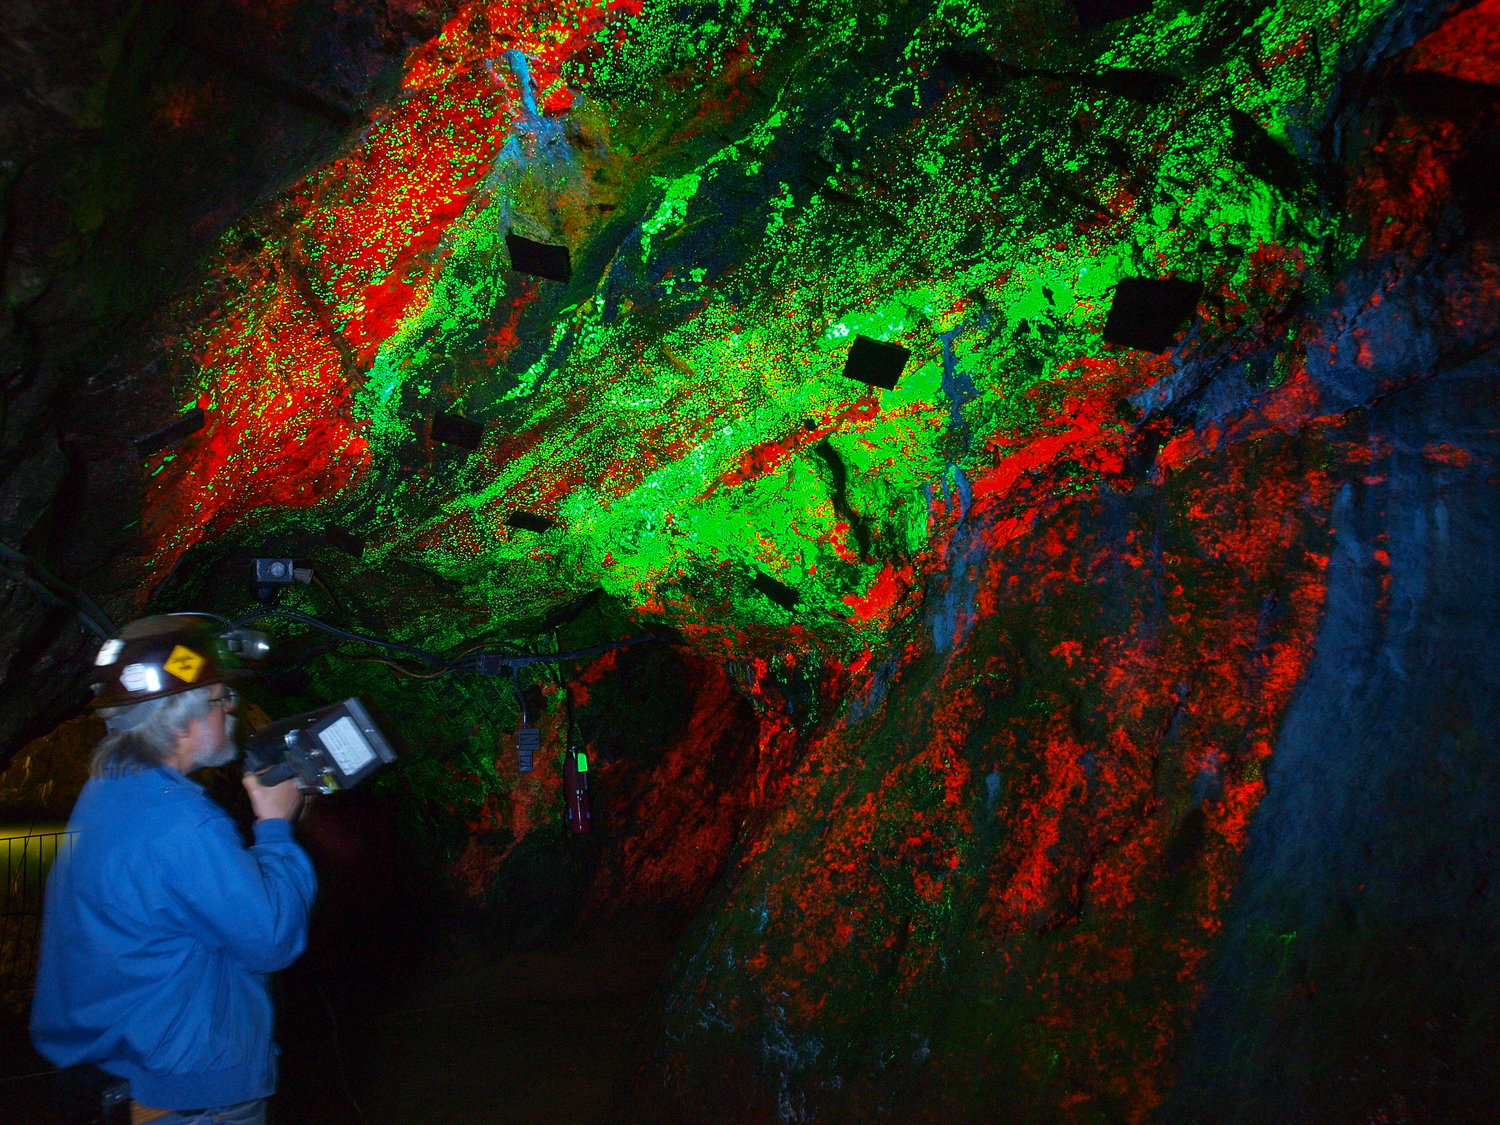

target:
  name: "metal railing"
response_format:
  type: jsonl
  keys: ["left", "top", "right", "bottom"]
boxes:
{"left": 1, "top": 830, "right": 74, "bottom": 1011}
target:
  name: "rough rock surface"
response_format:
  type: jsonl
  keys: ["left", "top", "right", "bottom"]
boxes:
{"left": 1166, "top": 344, "right": 1500, "bottom": 1125}
{"left": 0, "top": 0, "right": 446, "bottom": 755}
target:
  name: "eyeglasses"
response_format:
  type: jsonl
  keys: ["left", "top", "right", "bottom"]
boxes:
{"left": 208, "top": 687, "right": 238, "bottom": 710}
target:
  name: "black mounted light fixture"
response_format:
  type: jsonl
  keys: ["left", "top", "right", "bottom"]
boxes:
{"left": 841, "top": 335, "right": 910, "bottom": 391}
{"left": 505, "top": 512, "right": 556, "bottom": 533}
{"left": 429, "top": 412, "right": 485, "bottom": 450}
{"left": 1103, "top": 277, "right": 1202, "bottom": 353}
{"left": 505, "top": 232, "right": 572, "bottom": 283}
{"left": 253, "top": 557, "right": 311, "bottom": 603}
{"left": 752, "top": 570, "right": 800, "bottom": 611}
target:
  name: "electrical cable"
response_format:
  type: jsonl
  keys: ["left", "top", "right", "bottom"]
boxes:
{"left": 0, "top": 541, "right": 115, "bottom": 639}
{"left": 510, "top": 665, "right": 528, "bottom": 725}
{"left": 229, "top": 607, "right": 447, "bottom": 665}
{"left": 447, "top": 633, "right": 655, "bottom": 672}
{"left": 308, "top": 572, "right": 356, "bottom": 626}
{"left": 543, "top": 629, "right": 566, "bottom": 687}
{"left": 0, "top": 560, "right": 76, "bottom": 620}
{"left": 563, "top": 655, "right": 582, "bottom": 754}
{"left": 336, "top": 653, "right": 462, "bottom": 680}
{"left": 446, "top": 637, "right": 532, "bottom": 661}
{"left": 227, "top": 606, "right": 654, "bottom": 681}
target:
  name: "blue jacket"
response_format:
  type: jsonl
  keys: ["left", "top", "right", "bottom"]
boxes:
{"left": 31, "top": 766, "right": 317, "bottom": 1110}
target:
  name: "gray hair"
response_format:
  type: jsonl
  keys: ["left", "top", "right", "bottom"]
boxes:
{"left": 92, "top": 686, "right": 217, "bottom": 777}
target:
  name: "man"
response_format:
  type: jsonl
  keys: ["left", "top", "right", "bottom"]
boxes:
{"left": 31, "top": 615, "right": 316, "bottom": 1125}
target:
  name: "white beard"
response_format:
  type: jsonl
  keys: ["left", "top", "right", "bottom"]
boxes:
{"left": 194, "top": 713, "right": 238, "bottom": 769}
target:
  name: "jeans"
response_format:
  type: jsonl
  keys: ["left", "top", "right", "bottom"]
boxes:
{"left": 152, "top": 1099, "right": 267, "bottom": 1125}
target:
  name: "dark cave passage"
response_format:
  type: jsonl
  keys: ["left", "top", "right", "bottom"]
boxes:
{"left": 2, "top": 786, "right": 681, "bottom": 1125}
{"left": 277, "top": 921, "right": 676, "bottom": 1125}
{"left": 272, "top": 791, "right": 683, "bottom": 1125}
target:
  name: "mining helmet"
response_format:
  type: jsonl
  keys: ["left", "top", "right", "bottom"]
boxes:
{"left": 90, "top": 615, "right": 240, "bottom": 708}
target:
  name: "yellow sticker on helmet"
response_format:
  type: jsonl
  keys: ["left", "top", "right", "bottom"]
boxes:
{"left": 165, "top": 645, "right": 206, "bottom": 683}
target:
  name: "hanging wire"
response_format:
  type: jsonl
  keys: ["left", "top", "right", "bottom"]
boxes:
{"left": 335, "top": 653, "right": 459, "bottom": 680}
{"left": 230, "top": 606, "right": 448, "bottom": 665}
{"left": 0, "top": 540, "right": 115, "bottom": 639}
{"left": 510, "top": 665, "right": 528, "bottom": 726}
{"left": 445, "top": 634, "right": 655, "bottom": 673}
{"left": 308, "top": 572, "right": 354, "bottom": 625}
{"left": 222, "top": 606, "right": 654, "bottom": 681}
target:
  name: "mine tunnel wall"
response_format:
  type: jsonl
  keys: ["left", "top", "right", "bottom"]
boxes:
{"left": 1166, "top": 347, "right": 1500, "bottom": 1124}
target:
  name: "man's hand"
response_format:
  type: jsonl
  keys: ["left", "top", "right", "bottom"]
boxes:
{"left": 243, "top": 773, "right": 304, "bottom": 822}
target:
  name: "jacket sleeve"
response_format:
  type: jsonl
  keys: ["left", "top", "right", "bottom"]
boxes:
{"left": 157, "top": 812, "right": 318, "bottom": 973}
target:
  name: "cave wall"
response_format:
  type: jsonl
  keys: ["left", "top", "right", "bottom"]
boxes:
{"left": 1165, "top": 343, "right": 1500, "bottom": 1124}
{"left": 620, "top": 214, "right": 1500, "bottom": 1125}
{"left": 4, "top": 0, "right": 1499, "bottom": 1122}
{"left": 0, "top": 0, "right": 445, "bottom": 754}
